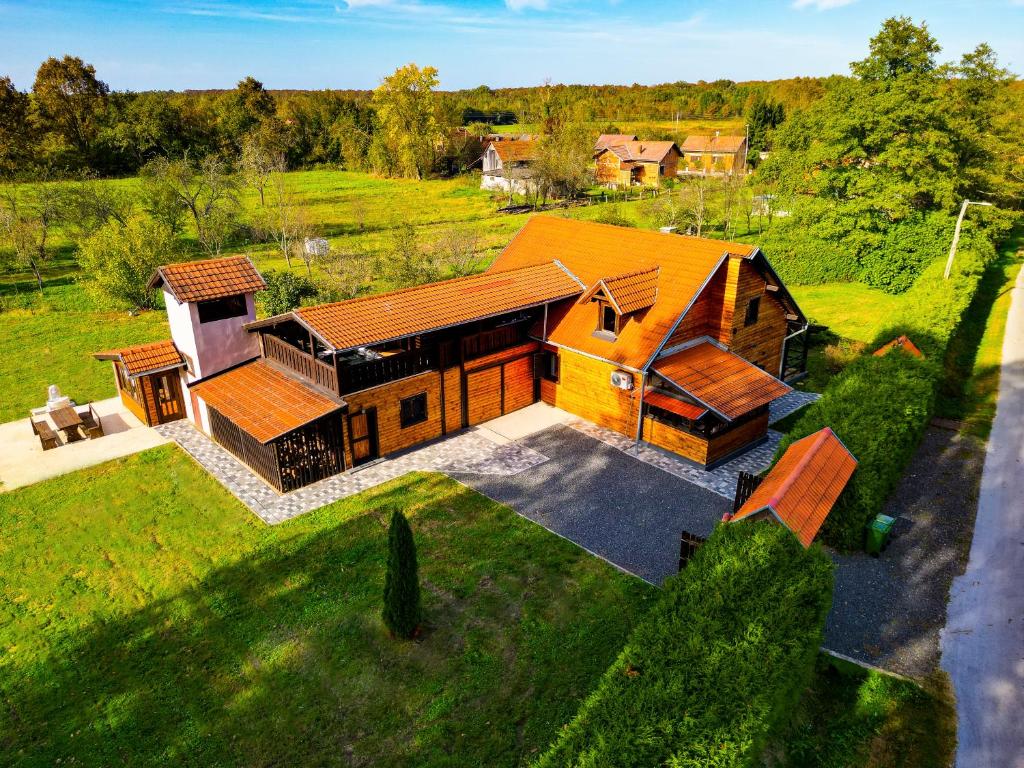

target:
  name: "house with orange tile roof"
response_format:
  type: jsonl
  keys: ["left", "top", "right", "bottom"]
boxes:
{"left": 593, "top": 139, "right": 682, "bottom": 187}
{"left": 93, "top": 218, "right": 809, "bottom": 494}
{"left": 680, "top": 132, "right": 749, "bottom": 176}
{"left": 480, "top": 139, "right": 538, "bottom": 194}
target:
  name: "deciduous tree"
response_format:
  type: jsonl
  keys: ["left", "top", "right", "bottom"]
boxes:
{"left": 76, "top": 213, "right": 176, "bottom": 309}
{"left": 32, "top": 55, "right": 109, "bottom": 167}
{"left": 372, "top": 64, "right": 443, "bottom": 180}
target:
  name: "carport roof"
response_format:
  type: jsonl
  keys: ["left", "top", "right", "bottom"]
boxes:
{"left": 191, "top": 360, "right": 343, "bottom": 443}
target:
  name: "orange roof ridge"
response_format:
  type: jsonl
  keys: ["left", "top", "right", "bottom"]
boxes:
{"left": 94, "top": 339, "right": 184, "bottom": 377}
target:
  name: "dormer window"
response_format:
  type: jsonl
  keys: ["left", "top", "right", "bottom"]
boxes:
{"left": 599, "top": 303, "right": 619, "bottom": 336}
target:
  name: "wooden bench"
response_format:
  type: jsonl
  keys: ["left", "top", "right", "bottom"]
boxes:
{"left": 77, "top": 404, "right": 104, "bottom": 439}
{"left": 31, "top": 419, "right": 60, "bottom": 451}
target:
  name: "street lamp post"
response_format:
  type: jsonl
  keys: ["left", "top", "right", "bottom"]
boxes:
{"left": 944, "top": 199, "right": 994, "bottom": 279}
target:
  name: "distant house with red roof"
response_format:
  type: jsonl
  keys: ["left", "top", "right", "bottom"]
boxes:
{"left": 94, "top": 218, "right": 810, "bottom": 493}
{"left": 593, "top": 138, "right": 682, "bottom": 187}
{"left": 480, "top": 139, "right": 538, "bottom": 194}
{"left": 680, "top": 132, "right": 749, "bottom": 176}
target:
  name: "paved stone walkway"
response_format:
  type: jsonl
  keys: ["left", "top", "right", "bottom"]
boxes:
{"left": 768, "top": 389, "right": 820, "bottom": 425}
{"left": 567, "top": 418, "right": 782, "bottom": 498}
{"left": 155, "top": 420, "right": 549, "bottom": 524}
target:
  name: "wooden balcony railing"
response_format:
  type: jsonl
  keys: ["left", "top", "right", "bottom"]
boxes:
{"left": 462, "top": 322, "right": 527, "bottom": 360}
{"left": 262, "top": 333, "right": 339, "bottom": 393}
{"left": 339, "top": 348, "right": 437, "bottom": 395}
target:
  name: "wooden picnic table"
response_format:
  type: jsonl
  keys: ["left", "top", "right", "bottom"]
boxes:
{"left": 49, "top": 405, "right": 84, "bottom": 441}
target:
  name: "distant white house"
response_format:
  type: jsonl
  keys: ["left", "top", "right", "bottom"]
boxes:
{"left": 479, "top": 139, "right": 538, "bottom": 195}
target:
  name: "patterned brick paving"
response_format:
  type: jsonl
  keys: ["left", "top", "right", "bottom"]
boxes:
{"left": 155, "top": 421, "right": 548, "bottom": 525}
{"left": 155, "top": 391, "right": 814, "bottom": 522}
{"left": 768, "top": 390, "right": 820, "bottom": 425}
{"left": 567, "top": 419, "right": 782, "bottom": 498}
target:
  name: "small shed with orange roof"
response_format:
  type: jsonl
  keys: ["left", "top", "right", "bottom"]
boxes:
{"left": 730, "top": 427, "right": 858, "bottom": 547}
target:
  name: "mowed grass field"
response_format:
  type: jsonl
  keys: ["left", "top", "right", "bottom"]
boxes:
{"left": 0, "top": 451, "right": 656, "bottom": 766}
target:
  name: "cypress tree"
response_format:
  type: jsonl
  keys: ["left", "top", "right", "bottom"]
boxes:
{"left": 382, "top": 509, "right": 421, "bottom": 639}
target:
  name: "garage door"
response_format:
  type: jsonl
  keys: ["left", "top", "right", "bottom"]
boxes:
{"left": 464, "top": 356, "right": 537, "bottom": 427}
{"left": 466, "top": 367, "right": 502, "bottom": 426}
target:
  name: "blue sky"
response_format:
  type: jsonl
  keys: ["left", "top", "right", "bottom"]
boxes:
{"left": 2, "top": 0, "right": 1022, "bottom": 91}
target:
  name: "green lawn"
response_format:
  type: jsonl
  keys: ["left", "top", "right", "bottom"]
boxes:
{"left": 0, "top": 447, "right": 655, "bottom": 767}
{"left": 770, "top": 655, "right": 956, "bottom": 768}
{"left": 0, "top": 294, "right": 169, "bottom": 422}
{"left": 791, "top": 282, "right": 906, "bottom": 343}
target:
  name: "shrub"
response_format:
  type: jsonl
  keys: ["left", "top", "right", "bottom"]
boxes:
{"left": 382, "top": 509, "right": 421, "bottom": 639}
{"left": 534, "top": 523, "right": 834, "bottom": 768}
{"left": 779, "top": 239, "right": 999, "bottom": 549}
{"left": 258, "top": 270, "right": 317, "bottom": 316}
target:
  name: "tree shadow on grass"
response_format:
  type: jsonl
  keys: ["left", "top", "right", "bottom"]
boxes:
{"left": 1, "top": 479, "right": 641, "bottom": 768}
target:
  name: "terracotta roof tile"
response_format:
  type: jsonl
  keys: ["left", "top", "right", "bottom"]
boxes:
{"left": 490, "top": 217, "right": 756, "bottom": 369}
{"left": 579, "top": 267, "right": 659, "bottom": 315}
{"left": 191, "top": 360, "right": 342, "bottom": 443}
{"left": 600, "top": 141, "right": 680, "bottom": 163}
{"left": 680, "top": 135, "right": 747, "bottom": 153}
{"left": 268, "top": 262, "right": 582, "bottom": 351}
{"left": 149, "top": 256, "right": 266, "bottom": 303}
{"left": 489, "top": 139, "right": 536, "bottom": 163}
{"left": 94, "top": 340, "right": 184, "bottom": 377}
{"left": 874, "top": 335, "right": 924, "bottom": 359}
{"left": 653, "top": 341, "right": 790, "bottom": 420}
{"left": 643, "top": 388, "right": 707, "bottom": 420}
{"left": 594, "top": 133, "right": 638, "bottom": 150}
{"left": 732, "top": 427, "right": 858, "bottom": 547}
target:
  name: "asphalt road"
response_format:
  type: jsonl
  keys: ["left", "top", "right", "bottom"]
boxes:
{"left": 454, "top": 425, "right": 729, "bottom": 585}
{"left": 942, "top": 263, "right": 1024, "bottom": 768}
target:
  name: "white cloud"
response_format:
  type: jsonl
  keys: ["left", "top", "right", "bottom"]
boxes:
{"left": 505, "top": 0, "right": 548, "bottom": 11}
{"left": 791, "top": 0, "right": 857, "bottom": 9}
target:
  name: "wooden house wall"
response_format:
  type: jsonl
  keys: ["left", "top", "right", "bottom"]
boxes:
{"left": 114, "top": 363, "right": 161, "bottom": 426}
{"left": 722, "top": 259, "right": 788, "bottom": 373}
{"left": 706, "top": 411, "right": 769, "bottom": 465}
{"left": 342, "top": 369, "right": 444, "bottom": 468}
{"left": 641, "top": 409, "right": 769, "bottom": 468}
{"left": 595, "top": 151, "right": 622, "bottom": 184}
{"left": 539, "top": 346, "right": 639, "bottom": 435}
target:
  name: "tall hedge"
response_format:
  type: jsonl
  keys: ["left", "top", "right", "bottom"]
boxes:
{"left": 534, "top": 523, "right": 834, "bottom": 768}
{"left": 777, "top": 238, "right": 997, "bottom": 549}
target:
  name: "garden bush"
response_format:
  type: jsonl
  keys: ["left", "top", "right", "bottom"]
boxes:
{"left": 778, "top": 233, "right": 1004, "bottom": 549}
{"left": 534, "top": 523, "right": 834, "bottom": 768}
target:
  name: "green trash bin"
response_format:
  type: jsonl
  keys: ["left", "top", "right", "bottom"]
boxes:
{"left": 865, "top": 514, "right": 896, "bottom": 555}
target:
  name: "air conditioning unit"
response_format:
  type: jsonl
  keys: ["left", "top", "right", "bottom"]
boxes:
{"left": 610, "top": 370, "right": 634, "bottom": 390}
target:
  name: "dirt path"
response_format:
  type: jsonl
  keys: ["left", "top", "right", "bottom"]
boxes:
{"left": 941, "top": 259, "right": 1024, "bottom": 768}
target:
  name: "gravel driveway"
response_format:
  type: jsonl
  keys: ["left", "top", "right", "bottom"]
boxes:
{"left": 453, "top": 425, "right": 729, "bottom": 585}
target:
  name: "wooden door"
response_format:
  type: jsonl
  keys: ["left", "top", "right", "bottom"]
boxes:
{"left": 155, "top": 373, "right": 184, "bottom": 424}
{"left": 502, "top": 356, "right": 535, "bottom": 413}
{"left": 348, "top": 408, "right": 379, "bottom": 466}
{"left": 465, "top": 367, "right": 502, "bottom": 426}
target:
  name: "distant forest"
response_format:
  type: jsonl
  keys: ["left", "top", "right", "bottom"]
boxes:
{"left": 0, "top": 57, "right": 826, "bottom": 180}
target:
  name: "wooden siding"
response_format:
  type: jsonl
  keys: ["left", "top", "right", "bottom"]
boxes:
{"left": 595, "top": 151, "right": 624, "bottom": 185}
{"left": 707, "top": 411, "right": 770, "bottom": 465}
{"left": 342, "top": 370, "right": 444, "bottom": 468}
{"left": 208, "top": 406, "right": 283, "bottom": 490}
{"left": 723, "top": 259, "right": 788, "bottom": 373}
{"left": 539, "top": 347, "right": 639, "bottom": 435}
{"left": 466, "top": 367, "right": 502, "bottom": 426}
{"left": 642, "top": 409, "right": 770, "bottom": 468}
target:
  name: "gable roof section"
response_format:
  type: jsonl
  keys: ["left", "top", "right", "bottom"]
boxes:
{"left": 653, "top": 341, "right": 790, "bottom": 420}
{"left": 94, "top": 340, "right": 184, "bottom": 378}
{"left": 149, "top": 255, "right": 266, "bottom": 303}
{"left": 580, "top": 267, "right": 659, "bottom": 315}
{"left": 489, "top": 139, "right": 536, "bottom": 163}
{"left": 681, "top": 135, "right": 747, "bottom": 153}
{"left": 599, "top": 141, "right": 680, "bottom": 164}
{"left": 732, "top": 427, "right": 858, "bottom": 547}
{"left": 490, "top": 217, "right": 755, "bottom": 369}
{"left": 251, "top": 261, "right": 583, "bottom": 352}
{"left": 594, "top": 133, "right": 638, "bottom": 150}
{"left": 191, "top": 359, "right": 343, "bottom": 443}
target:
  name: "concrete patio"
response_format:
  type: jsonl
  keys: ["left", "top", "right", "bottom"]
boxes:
{"left": 0, "top": 397, "right": 170, "bottom": 491}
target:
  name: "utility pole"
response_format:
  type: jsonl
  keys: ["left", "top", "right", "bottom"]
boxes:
{"left": 944, "top": 199, "right": 994, "bottom": 279}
